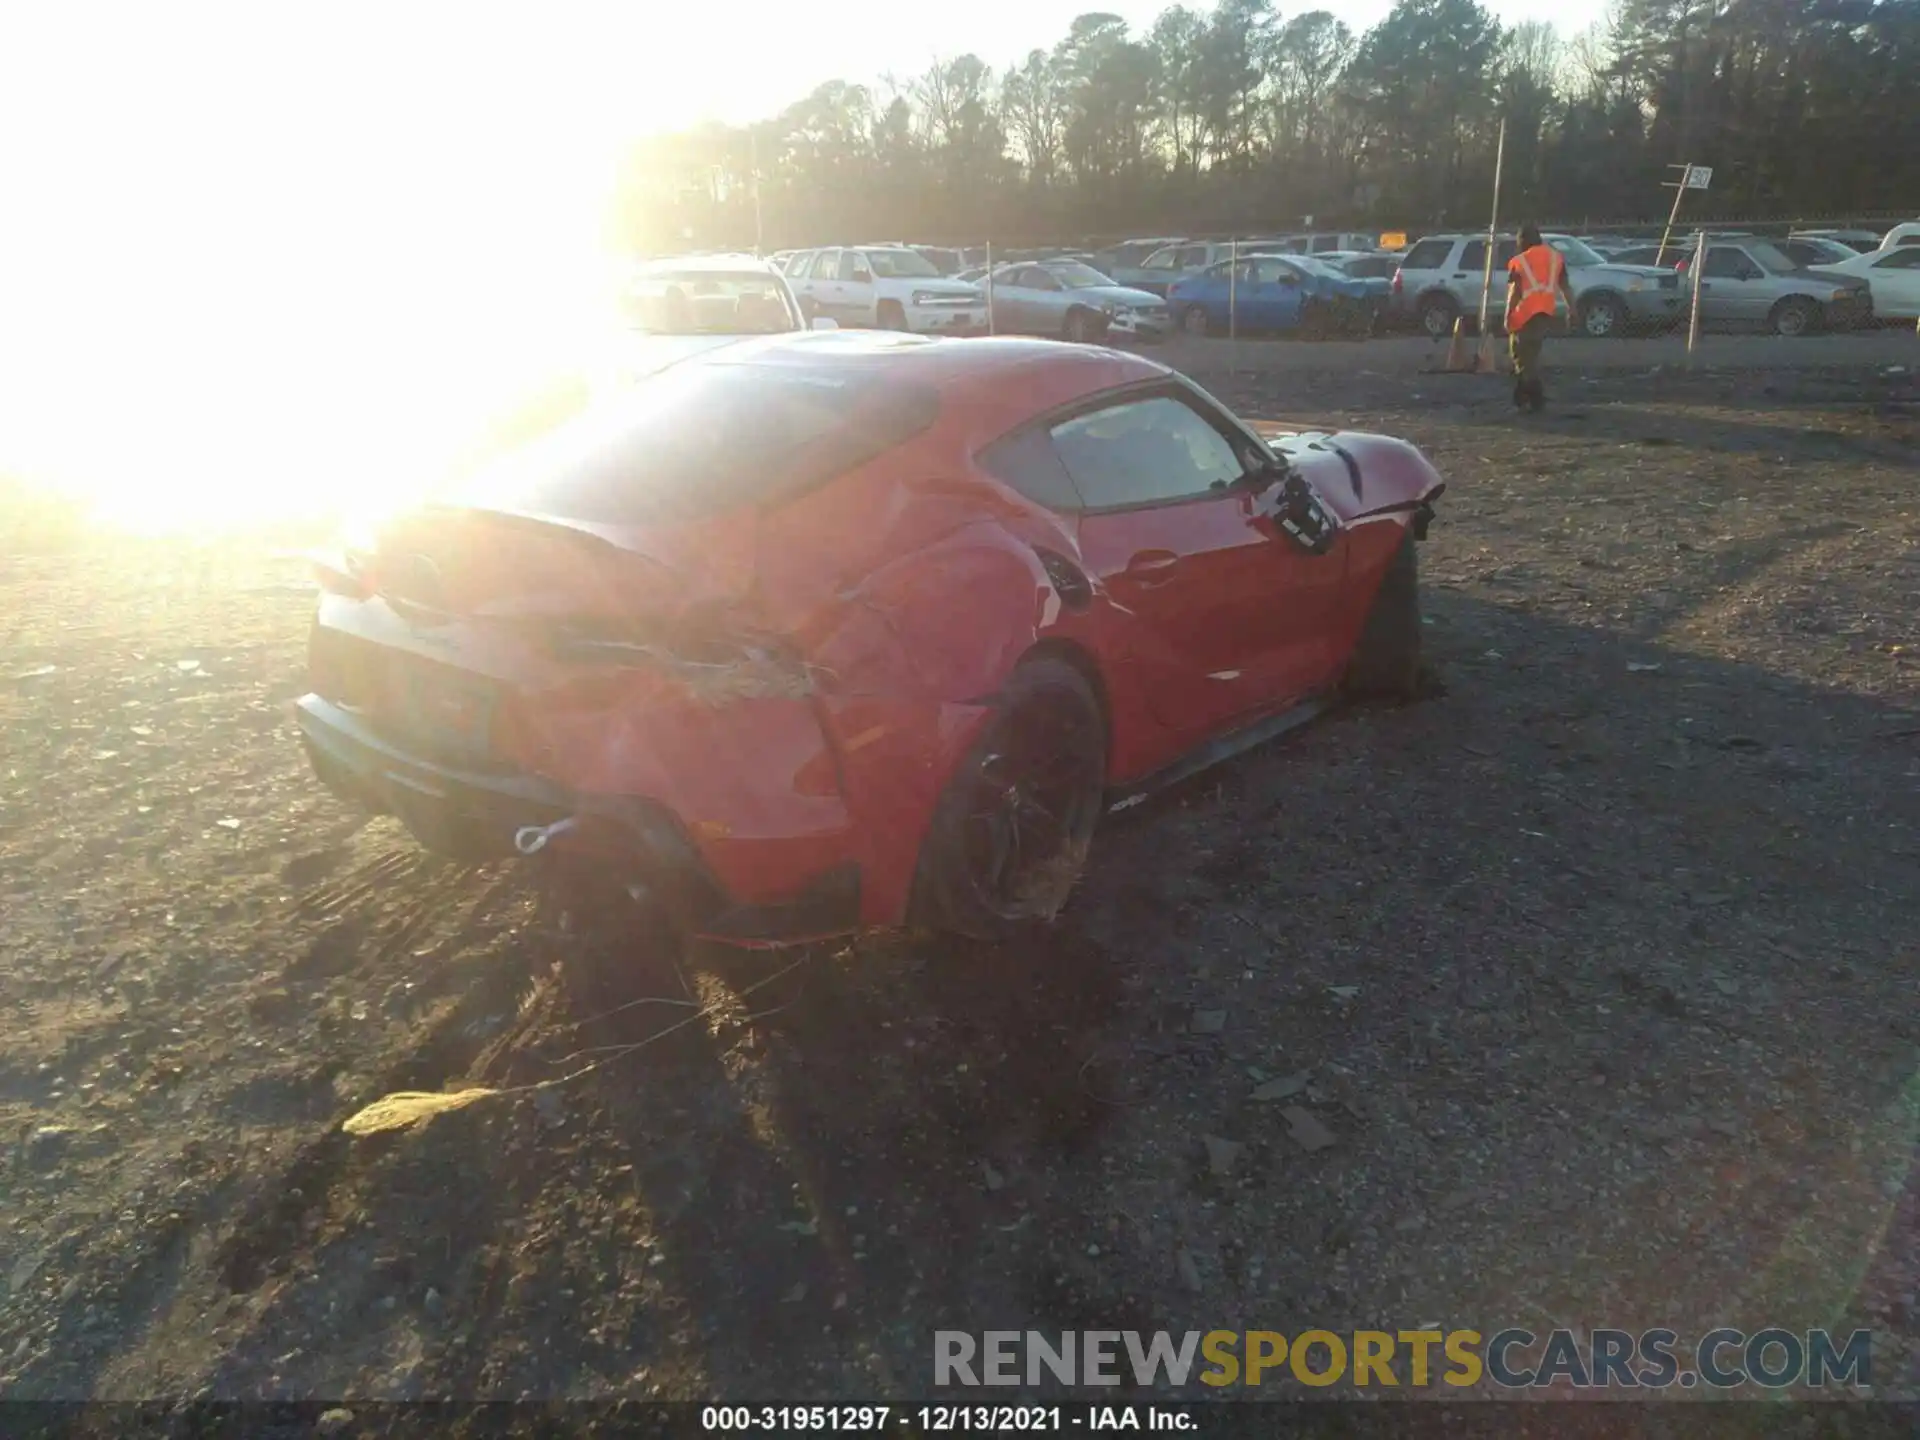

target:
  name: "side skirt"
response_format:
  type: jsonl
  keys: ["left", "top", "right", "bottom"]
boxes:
{"left": 1103, "top": 693, "right": 1335, "bottom": 814}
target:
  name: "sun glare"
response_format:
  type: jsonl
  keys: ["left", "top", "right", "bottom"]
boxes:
{"left": 0, "top": 5, "right": 640, "bottom": 541}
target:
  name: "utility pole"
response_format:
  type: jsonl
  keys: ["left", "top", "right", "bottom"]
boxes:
{"left": 1228, "top": 237, "right": 1238, "bottom": 340}
{"left": 1475, "top": 116, "right": 1507, "bottom": 357}
{"left": 1685, "top": 227, "right": 1706, "bottom": 367}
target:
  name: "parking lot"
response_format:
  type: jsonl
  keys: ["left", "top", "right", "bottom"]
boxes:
{"left": 1, "top": 332, "right": 1916, "bottom": 1406}
{"left": 1160, "top": 327, "right": 1920, "bottom": 373}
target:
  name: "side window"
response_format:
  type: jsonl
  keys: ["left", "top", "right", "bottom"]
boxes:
{"left": 1049, "top": 395, "right": 1247, "bottom": 510}
{"left": 812, "top": 249, "right": 839, "bottom": 281}
{"left": 1702, "top": 247, "right": 1747, "bottom": 278}
{"left": 787, "top": 252, "right": 815, "bottom": 280}
{"left": 1142, "top": 247, "right": 1177, "bottom": 270}
{"left": 1496, "top": 239, "right": 1519, "bottom": 267}
{"left": 840, "top": 251, "right": 871, "bottom": 282}
{"left": 1401, "top": 239, "right": 1452, "bottom": 270}
{"left": 1309, "top": 236, "right": 1336, "bottom": 252}
{"left": 976, "top": 425, "right": 1086, "bottom": 513}
{"left": 1875, "top": 249, "right": 1920, "bottom": 269}
{"left": 1458, "top": 241, "right": 1486, "bottom": 272}
{"left": 1178, "top": 245, "right": 1211, "bottom": 269}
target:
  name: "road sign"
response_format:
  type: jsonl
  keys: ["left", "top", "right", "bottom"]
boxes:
{"left": 1685, "top": 166, "right": 1713, "bottom": 190}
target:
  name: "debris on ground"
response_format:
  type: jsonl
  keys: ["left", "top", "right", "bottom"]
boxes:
{"left": 1281, "top": 1107, "right": 1338, "bottom": 1153}
{"left": 1202, "top": 1134, "right": 1244, "bottom": 1177}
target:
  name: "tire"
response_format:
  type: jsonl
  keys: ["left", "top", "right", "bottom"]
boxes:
{"left": 1344, "top": 533, "right": 1424, "bottom": 701}
{"left": 1578, "top": 293, "right": 1627, "bottom": 338}
{"left": 877, "top": 299, "right": 908, "bottom": 331}
{"left": 1182, "top": 303, "right": 1211, "bottom": 338}
{"left": 909, "top": 656, "right": 1108, "bottom": 941}
{"left": 1418, "top": 294, "right": 1460, "bottom": 340}
{"left": 1063, "top": 308, "right": 1101, "bottom": 344}
{"left": 1770, "top": 296, "right": 1818, "bottom": 337}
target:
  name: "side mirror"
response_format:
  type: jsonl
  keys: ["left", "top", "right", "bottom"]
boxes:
{"left": 1273, "top": 471, "right": 1340, "bottom": 555}
{"left": 811, "top": 316, "right": 839, "bottom": 331}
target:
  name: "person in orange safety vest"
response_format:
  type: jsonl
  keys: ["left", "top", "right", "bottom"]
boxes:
{"left": 1504, "top": 223, "right": 1577, "bottom": 412}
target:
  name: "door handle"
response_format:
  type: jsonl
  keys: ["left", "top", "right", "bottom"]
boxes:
{"left": 1123, "top": 550, "right": 1180, "bottom": 586}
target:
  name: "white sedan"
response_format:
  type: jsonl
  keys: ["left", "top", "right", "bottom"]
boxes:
{"left": 1813, "top": 245, "right": 1920, "bottom": 320}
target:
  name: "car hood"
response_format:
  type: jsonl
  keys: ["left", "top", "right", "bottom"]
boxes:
{"left": 1072, "top": 284, "right": 1166, "bottom": 308}
{"left": 1255, "top": 427, "right": 1446, "bottom": 524}
{"left": 1586, "top": 263, "right": 1676, "bottom": 281}
{"left": 1805, "top": 266, "right": 1870, "bottom": 287}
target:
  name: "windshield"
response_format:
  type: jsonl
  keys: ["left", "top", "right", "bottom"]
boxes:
{"left": 460, "top": 363, "right": 942, "bottom": 526}
{"left": 1048, "top": 261, "right": 1117, "bottom": 289}
{"left": 1285, "top": 256, "right": 1348, "bottom": 280}
{"left": 865, "top": 250, "right": 941, "bottom": 279}
{"left": 1547, "top": 236, "right": 1606, "bottom": 267}
{"left": 1745, "top": 240, "right": 1801, "bottom": 273}
{"left": 619, "top": 272, "right": 799, "bottom": 335}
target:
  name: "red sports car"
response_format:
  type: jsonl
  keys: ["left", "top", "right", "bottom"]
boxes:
{"left": 301, "top": 333, "right": 1444, "bottom": 946}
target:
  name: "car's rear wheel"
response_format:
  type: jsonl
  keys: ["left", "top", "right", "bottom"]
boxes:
{"left": 910, "top": 656, "right": 1107, "bottom": 941}
{"left": 1418, "top": 294, "right": 1460, "bottom": 339}
{"left": 1770, "top": 296, "right": 1818, "bottom": 337}
{"left": 877, "top": 299, "right": 908, "bottom": 331}
{"left": 1182, "top": 304, "right": 1211, "bottom": 337}
{"left": 1344, "top": 533, "right": 1425, "bottom": 701}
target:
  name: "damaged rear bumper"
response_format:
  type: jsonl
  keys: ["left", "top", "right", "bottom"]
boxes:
{"left": 295, "top": 695, "right": 862, "bottom": 946}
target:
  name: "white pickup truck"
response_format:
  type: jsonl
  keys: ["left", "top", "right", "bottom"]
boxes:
{"left": 781, "top": 246, "right": 986, "bottom": 334}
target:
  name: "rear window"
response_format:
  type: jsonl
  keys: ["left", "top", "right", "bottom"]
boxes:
{"left": 459, "top": 362, "right": 941, "bottom": 526}
{"left": 1400, "top": 239, "right": 1453, "bottom": 270}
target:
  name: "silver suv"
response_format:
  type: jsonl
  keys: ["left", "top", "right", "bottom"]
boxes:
{"left": 1682, "top": 236, "right": 1874, "bottom": 335}
{"left": 1392, "top": 232, "right": 1688, "bottom": 338}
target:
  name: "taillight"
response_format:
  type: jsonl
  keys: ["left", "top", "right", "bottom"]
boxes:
{"left": 1391, "top": 270, "right": 1403, "bottom": 293}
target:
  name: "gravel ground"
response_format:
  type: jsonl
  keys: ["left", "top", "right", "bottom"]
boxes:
{"left": 0, "top": 347, "right": 1915, "bottom": 1415}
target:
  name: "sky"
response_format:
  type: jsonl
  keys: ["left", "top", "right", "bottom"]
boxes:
{"left": 0, "top": 0, "right": 1605, "bottom": 531}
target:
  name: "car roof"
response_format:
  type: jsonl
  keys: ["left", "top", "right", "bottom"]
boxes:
{"left": 714, "top": 333, "right": 1178, "bottom": 455}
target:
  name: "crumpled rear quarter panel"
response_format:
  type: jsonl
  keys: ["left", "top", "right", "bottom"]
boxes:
{"left": 501, "top": 670, "right": 859, "bottom": 908}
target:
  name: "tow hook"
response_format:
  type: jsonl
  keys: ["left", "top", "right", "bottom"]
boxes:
{"left": 514, "top": 815, "right": 581, "bottom": 856}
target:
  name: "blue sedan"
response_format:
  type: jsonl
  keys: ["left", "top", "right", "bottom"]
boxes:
{"left": 1167, "top": 254, "right": 1387, "bottom": 338}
